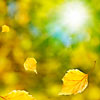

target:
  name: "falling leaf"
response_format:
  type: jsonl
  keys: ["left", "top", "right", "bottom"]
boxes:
{"left": 24, "top": 57, "right": 37, "bottom": 73}
{"left": 59, "top": 69, "right": 88, "bottom": 95}
{"left": 2, "top": 25, "right": 10, "bottom": 32}
{"left": 0, "top": 90, "right": 35, "bottom": 100}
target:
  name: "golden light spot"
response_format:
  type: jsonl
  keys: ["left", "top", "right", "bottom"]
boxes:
{"left": 2, "top": 25, "right": 10, "bottom": 32}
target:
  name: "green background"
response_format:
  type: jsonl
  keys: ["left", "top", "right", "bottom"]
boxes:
{"left": 0, "top": 0, "right": 100, "bottom": 100}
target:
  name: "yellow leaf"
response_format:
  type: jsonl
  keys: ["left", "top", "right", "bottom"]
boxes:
{"left": 1, "top": 90, "right": 35, "bottom": 100}
{"left": 2, "top": 25, "right": 10, "bottom": 32}
{"left": 59, "top": 69, "right": 88, "bottom": 95}
{"left": 24, "top": 57, "right": 37, "bottom": 73}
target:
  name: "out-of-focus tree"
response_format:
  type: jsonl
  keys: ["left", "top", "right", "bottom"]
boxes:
{"left": 0, "top": 0, "right": 100, "bottom": 100}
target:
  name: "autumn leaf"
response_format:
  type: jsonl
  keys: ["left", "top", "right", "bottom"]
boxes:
{"left": 2, "top": 25, "right": 10, "bottom": 32}
{"left": 24, "top": 57, "right": 37, "bottom": 74}
{"left": 59, "top": 69, "right": 88, "bottom": 95}
{"left": 0, "top": 90, "right": 35, "bottom": 100}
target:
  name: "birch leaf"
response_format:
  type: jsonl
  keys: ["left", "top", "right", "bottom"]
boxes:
{"left": 24, "top": 57, "right": 37, "bottom": 74}
{"left": 1, "top": 90, "right": 35, "bottom": 100}
{"left": 59, "top": 69, "right": 88, "bottom": 95}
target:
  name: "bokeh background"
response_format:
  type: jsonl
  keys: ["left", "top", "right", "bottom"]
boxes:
{"left": 0, "top": 0, "right": 100, "bottom": 100}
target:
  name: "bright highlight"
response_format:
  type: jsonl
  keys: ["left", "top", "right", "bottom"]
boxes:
{"left": 60, "top": 2, "right": 89, "bottom": 31}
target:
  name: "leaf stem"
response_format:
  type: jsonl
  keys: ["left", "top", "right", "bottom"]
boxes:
{"left": 88, "top": 61, "right": 96, "bottom": 75}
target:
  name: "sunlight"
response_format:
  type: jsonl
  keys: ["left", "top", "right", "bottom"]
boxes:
{"left": 60, "top": 2, "right": 90, "bottom": 31}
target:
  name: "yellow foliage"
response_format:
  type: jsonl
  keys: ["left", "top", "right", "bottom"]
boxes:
{"left": 24, "top": 57, "right": 37, "bottom": 73}
{"left": 2, "top": 25, "right": 10, "bottom": 32}
{"left": 59, "top": 69, "right": 88, "bottom": 95}
{"left": 2, "top": 90, "right": 35, "bottom": 100}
